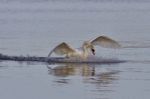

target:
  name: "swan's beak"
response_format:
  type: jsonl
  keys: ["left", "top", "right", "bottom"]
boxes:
{"left": 91, "top": 49, "right": 95, "bottom": 55}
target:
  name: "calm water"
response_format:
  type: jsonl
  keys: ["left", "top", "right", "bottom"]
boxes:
{"left": 0, "top": 0, "right": 150, "bottom": 99}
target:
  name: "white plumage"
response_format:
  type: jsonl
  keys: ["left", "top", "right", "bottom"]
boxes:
{"left": 48, "top": 36, "right": 121, "bottom": 59}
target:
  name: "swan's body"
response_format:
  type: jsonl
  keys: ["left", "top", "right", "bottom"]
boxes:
{"left": 65, "top": 41, "right": 95, "bottom": 58}
{"left": 48, "top": 36, "right": 121, "bottom": 59}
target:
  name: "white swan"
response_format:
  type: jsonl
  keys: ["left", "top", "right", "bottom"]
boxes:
{"left": 48, "top": 36, "right": 121, "bottom": 59}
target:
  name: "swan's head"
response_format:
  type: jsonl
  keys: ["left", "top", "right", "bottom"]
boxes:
{"left": 82, "top": 41, "right": 95, "bottom": 55}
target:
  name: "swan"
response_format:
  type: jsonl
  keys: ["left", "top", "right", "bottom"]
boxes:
{"left": 48, "top": 36, "right": 121, "bottom": 59}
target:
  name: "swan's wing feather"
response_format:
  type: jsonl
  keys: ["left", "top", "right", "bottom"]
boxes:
{"left": 48, "top": 42, "right": 75, "bottom": 57}
{"left": 91, "top": 36, "right": 121, "bottom": 48}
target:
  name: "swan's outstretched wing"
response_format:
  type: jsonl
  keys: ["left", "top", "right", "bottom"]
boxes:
{"left": 91, "top": 36, "right": 121, "bottom": 48}
{"left": 48, "top": 42, "right": 76, "bottom": 57}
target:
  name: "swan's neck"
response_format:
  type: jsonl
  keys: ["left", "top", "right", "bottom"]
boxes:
{"left": 82, "top": 46, "right": 90, "bottom": 58}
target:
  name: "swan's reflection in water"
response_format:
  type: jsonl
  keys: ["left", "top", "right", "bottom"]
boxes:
{"left": 48, "top": 63, "right": 119, "bottom": 85}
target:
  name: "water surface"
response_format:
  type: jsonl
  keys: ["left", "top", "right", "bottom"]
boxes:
{"left": 0, "top": 0, "right": 150, "bottom": 99}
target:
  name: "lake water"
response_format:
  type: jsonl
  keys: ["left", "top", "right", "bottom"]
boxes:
{"left": 0, "top": 0, "right": 150, "bottom": 99}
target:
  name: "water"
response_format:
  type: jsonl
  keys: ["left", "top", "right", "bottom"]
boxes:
{"left": 0, "top": 0, "right": 150, "bottom": 99}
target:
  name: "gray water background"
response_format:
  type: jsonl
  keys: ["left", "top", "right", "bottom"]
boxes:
{"left": 0, "top": 0, "right": 150, "bottom": 99}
